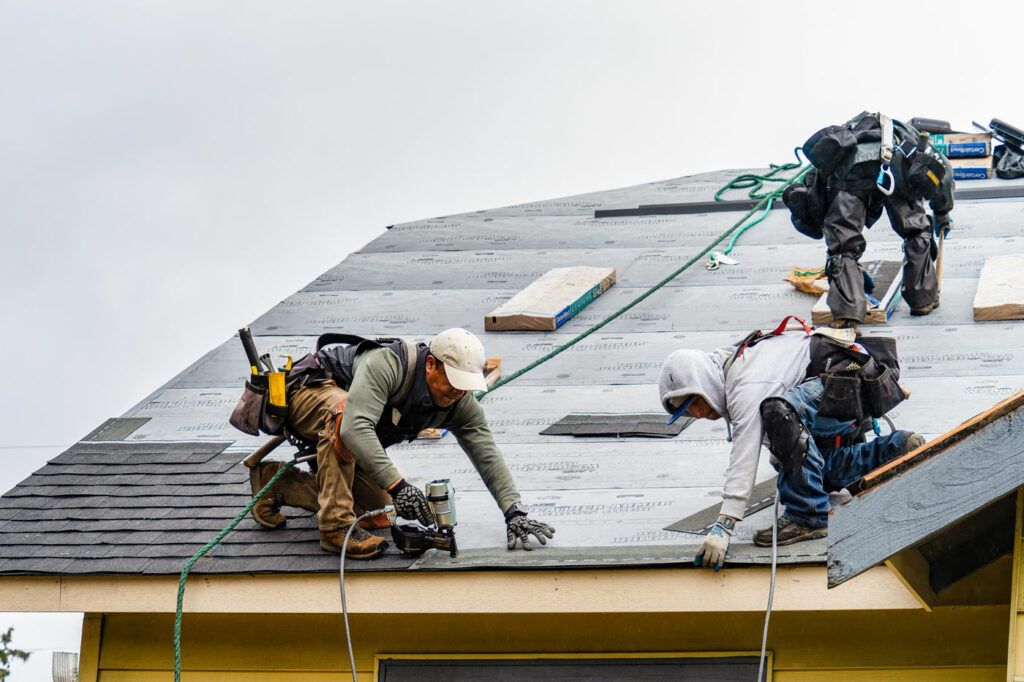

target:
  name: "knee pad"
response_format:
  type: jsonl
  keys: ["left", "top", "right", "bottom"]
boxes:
{"left": 760, "top": 398, "right": 811, "bottom": 476}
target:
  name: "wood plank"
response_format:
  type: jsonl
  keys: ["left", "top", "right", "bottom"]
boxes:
{"left": 884, "top": 548, "right": 935, "bottom": 612}
{"left": 810, "top": 261, "right": 903, "bottom": 326}
{"left": 1008, "top": 490, "right": 1023, "bottom": 680}
{"left": 485, "top": 266, "right": 616, "bottom": 331}
{"left": 974, "top": 255, "right": 1024, "bottom": 321}
{"left": 79, "top": 613, "right": 103, "bottom": 682}
{"left": 827, "top": 407, "right": 1024, "bottom": 588}
{"left": 847, "top": 390, "right": 1024, "bottom": 495}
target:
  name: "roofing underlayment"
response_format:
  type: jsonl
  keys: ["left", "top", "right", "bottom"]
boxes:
{"left": 3, "top": 168, "right": 1024, "bottom": 576}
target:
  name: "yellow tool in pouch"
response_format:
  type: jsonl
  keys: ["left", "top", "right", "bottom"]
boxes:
{"left": 268, "top": 372, "right": 287, "bottom": 409}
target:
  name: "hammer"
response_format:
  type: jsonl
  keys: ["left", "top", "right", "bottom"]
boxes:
{"left": 243, "top": 435, "right": 286, "bottom": 469}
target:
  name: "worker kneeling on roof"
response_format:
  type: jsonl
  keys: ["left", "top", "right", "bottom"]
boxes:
{"left": 256, "top": 328, "right": 554, "bottom": 559}
{"left": 658, "top": 318, "right": 925, "bottom": 571}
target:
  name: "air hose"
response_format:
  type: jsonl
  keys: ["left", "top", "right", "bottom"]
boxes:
{"left": 173, "top": 159, "right": 811, "bottom": 680}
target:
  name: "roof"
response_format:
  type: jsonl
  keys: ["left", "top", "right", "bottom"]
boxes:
{"left": 4, "top": 168, "right": 1024, "bottom": 576}
{"left": 828, "top": 391, "right": 1024, "bottom": 592}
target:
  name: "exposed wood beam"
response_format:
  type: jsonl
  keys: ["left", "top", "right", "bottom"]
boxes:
{"left": 885, "top": 548, "right": 936, "bottom": 612}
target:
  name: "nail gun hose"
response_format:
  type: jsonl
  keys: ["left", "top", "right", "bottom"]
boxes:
{"left": 340, "top": 508, "right": 389, "bottom": 682}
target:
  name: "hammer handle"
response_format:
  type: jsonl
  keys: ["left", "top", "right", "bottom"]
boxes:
{"left": 243, "top": 435, "right": 287, "bottom": 469}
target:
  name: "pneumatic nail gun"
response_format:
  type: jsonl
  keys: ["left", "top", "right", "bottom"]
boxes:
{"left": 390, "top": 479, "right": 458, "bottom": 557}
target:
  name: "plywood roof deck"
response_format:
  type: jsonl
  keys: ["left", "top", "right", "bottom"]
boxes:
{"left": 3, "top": 168, "right": 1024, "bottom": 575}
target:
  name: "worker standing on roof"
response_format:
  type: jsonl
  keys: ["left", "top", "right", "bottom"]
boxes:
{"left": 658, "top": 319, "right": 925, "bottom": 570}
{"left": 783, "top": 112, "right": 955, "bottom": 327}
{"left": 254, "top": 328, "right": 554, "bottom": 559}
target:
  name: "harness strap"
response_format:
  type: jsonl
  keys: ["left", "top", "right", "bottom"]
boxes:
{"left": 768, "top": 315, "right": 811, "bottom": 336}
{"left": 394, "top": 339, "right": 419, "bottom": 404}
{"left": 723, "top": 316, "right": 811, "bottom": 377}
{"left": 879, "top": 113, "right": 894, "bottom": 164}
{"left": 828, "top": 176, "right": 878, "bottom": 192}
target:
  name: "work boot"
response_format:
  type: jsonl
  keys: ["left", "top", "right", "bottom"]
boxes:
{"left": 828, "top": 318, "right": 860, "bottom": 333}
{"left": 760, "top": 398, "right": 811, "bottom": 476}
{"left": 250, "top": 461, "right": 320, "bottom": 529}
{"left": 320, "top": 525, "right": 388, "bottom": 559}
{"left": 900, "top": 432, "right": 927, "bottom": 455}
{"left": 250, "top": 463, "right": 286, "bottom": 529}
{"left": 358, "top": 514, "right": 392, "bottom": 530}
{"left": 910, "top": 297, "right": 940, "bottom": 316}
{"left": 753, "top": 517, "right": 828, "bottom": 547}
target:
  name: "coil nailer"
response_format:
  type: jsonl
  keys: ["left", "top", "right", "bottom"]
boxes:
{"left": 390, "top": 479, "right": 458, "bottom": 557}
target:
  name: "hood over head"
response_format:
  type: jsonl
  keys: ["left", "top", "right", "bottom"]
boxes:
{"left": 658, "top": 348, "right": 727, "bottom": 419}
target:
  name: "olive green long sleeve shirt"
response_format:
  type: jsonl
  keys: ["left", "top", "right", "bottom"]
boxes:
{"left": 338, "top": 347, "right": 521, "bottom": 513}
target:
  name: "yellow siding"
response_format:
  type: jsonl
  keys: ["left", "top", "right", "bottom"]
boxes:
{"left": 776, "top": 669, "right": 1003, "bottom": 682}
{"left": 1011, "top": 490, "right": 1024, "bottom": 682}
{"left": 94, "top": 608, "right": 1007, "bottom": 680}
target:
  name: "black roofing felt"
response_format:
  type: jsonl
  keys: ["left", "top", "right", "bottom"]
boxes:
{"left": 3, "top": 170, "right": 1024, "bottom": 576}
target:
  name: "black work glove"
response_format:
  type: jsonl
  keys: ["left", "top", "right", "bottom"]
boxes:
{"left": 505, "top": 504, "right": 555, "bottom": 551}
{"left": 389, "top": 479, "right": 434, "bottom": 526}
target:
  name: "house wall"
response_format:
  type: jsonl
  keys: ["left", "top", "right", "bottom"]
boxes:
{"left": 85, "top": 608, "right": 1007, "bottom": 681}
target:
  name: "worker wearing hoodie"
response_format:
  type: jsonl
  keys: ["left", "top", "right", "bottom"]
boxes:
{"left": 658, "top": 331, "right": 921, "bottom": 570}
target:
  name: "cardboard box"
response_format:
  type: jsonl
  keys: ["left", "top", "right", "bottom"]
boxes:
{"left": 950, "top": 155, "right": 993, "bottom": 180}
{"left": 930, "top": 132, "right": 992, "bottom": 157}
{"left": 485, "top": 266, "right": 616, "bottom": 331}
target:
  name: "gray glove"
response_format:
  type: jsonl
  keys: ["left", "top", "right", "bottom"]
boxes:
{"left": 694, "top": 515, "right": 734, "bottom": 571}
{"left": 389, "top": 479, "right": 434, "bottom": 526}
{"left": 505, "top": 504, "right": 555, "bottom": 551}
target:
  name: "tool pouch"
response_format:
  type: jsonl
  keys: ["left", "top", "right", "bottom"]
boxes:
{"left": 858, "top": 357, "right": 906, "bottom": 418}
{"left": 229, "top": 358, "right": 329, "bottom": 437}
{"left": 783, "top": 168, "right": 827, "bottom": 239}
{"left": 818, "top": 372, "right": 863, "bottom": 422}
{"left": 803, "top": 125, "right": 858, "bottom": 176}
{"left": 229, "top": 374, "right": 281, "bottom": 436}
{"left": 905, "top": 147, "right": 946, "bottom": 200}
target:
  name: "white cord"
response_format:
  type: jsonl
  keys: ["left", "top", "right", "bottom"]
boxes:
{"left": 757, "top": 489, "right": 780, "bottom": 681}
{"left": 340, "top": 509, "right": 389, "bottom": 682}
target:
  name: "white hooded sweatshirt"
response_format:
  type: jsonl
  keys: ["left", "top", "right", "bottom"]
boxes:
{"left": 659, "top": 333, "right": 812, "bottom": 520}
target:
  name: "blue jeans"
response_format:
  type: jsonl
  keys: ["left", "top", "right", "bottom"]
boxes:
{"left": 772, "top": 378, "right": 912, "bottom": 529}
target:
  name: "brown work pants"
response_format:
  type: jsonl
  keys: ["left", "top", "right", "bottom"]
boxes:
{"left": 287, "top": 380, "right": 392, "bottom": 531}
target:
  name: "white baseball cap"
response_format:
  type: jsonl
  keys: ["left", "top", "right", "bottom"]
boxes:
{"left": 429, "top": 328, "right": 488, "bottom": 392}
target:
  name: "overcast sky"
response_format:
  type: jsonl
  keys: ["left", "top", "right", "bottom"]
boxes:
{"left": 2, "top": 1, "right": 1022, "bottom": 677}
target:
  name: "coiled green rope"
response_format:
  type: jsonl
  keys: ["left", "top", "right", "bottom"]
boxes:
{"left": 173, "top": 159, "right": 810, "bottom": 680}
{"left": 711, "top": 148, "right": 806, "bottom": 258}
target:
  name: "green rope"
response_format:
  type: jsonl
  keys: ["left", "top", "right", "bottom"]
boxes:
{"left": 713, "top": 148, "right": 804, "bottom": 201}
{"left": 712, "top": 148, "right": 805, "bottom": 257}
{"left": 173, "top": 459, "right": 299, "bottom": 682}
{"left": 792, "top": 266, "right": 826, "bottom": 278}
{"left": 173, "top": 159, "right": 811, "bottom": 677}
{"left": 479, "top": 162, "right": 811, "bottom": 398}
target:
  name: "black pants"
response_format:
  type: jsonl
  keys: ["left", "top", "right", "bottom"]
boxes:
{"left": 823, "top": 189, "right": 937, "bottom": 323}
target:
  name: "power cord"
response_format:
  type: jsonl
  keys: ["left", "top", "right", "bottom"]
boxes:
{"left": 757, "top": 486, "right": 781, "bottom": 681}
{"left": 340, "top": 506, "right": 392, "bottom": 682}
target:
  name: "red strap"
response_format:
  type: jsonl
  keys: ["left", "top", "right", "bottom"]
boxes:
{"left": 770, "top": 315, "right": 812, "bottom": 336}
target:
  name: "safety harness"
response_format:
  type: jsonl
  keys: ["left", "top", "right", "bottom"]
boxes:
{"left": 723, "top": 316, "right": 907, "bottom": 447}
